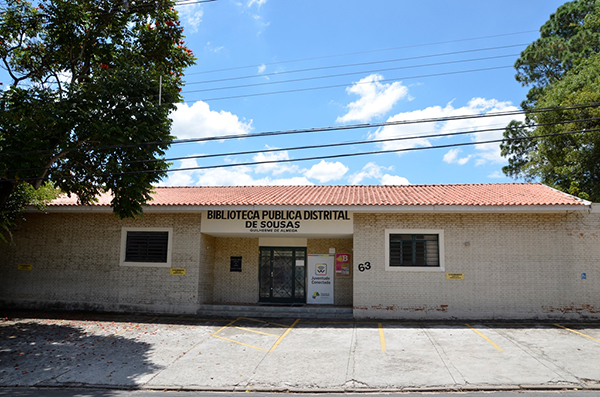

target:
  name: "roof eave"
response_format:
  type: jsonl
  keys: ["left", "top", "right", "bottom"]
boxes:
{"left": 38, "top": 203, "right": 591, "bottom": 213}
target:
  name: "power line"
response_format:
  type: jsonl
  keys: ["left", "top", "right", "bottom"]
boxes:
{"left": 4, "top": 127, "right": 599, "bottom": 183}
{"left": 7, "top": 115, "right": 596, "bottom": 175}
{"left": 183, "top": 54, "right": 519, "bottom": 95}
{"left": 2, "top": 102, "right": 599, "bottom": 159}
{"left": 14, "top": 43, "right": 525, "bottom": 103}
{"left": 130, "top": 116, "right": 600, "bottom": 165}
{"left": 186, "top": 44, "right": 527, "bottom": 86}
{"left": 185, "top": 65, "right": 514, "bottom": 102}
{"left": 188, "top": 30, "right": 537, "bottom": 76}
{"left": 158, "top": 128, "right": 600, "bottom": 175}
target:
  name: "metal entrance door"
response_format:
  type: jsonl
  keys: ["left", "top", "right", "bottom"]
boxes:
{"left": 259, "top": 247, "right": 306, "bottom": 303}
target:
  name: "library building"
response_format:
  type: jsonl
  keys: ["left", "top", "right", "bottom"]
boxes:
{"left": 1, "top": 183, "right": 599, "bottom": 320}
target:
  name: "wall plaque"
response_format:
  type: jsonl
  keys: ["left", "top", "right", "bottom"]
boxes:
{"left": 230, "top": 256, "right": 242, "bottom": 272}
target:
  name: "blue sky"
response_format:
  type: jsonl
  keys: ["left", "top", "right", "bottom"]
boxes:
{"left": 9, "top": 0, "right": 570, "bottom": 187}
{"left": 163, "top": 0, "right": 569, "bottom": 187}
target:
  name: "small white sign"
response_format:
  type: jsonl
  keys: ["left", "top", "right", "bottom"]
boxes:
{"left": 307, "top": 255, "right": 334, "bottom": 305}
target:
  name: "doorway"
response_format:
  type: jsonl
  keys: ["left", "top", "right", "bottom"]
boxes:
{"left": 259, "top": 247, "right": 306, "bottom": 303}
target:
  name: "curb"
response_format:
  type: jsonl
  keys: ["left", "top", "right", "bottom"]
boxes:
{"left": 4, "top": 383, "right": 598, "bottom": 393}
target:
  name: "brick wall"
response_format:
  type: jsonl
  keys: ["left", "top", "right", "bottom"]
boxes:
{"left": 4, "top": 209, "right": 598, "bottom": 319}
{"left": 353, "top": 212, "right": 600, "bottom": 320}
{"left": 212, "top": 237, "right": 259, "bottom": 303}
{"left": 1, "top": 212, "right": 203, "bottom": 314}
{"left": 199, "top": 233, "right": 215, "bottom": 304}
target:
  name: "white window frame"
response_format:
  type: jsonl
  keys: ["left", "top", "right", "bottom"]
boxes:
{"left": 385, "top": 229, "right": 445, "bottom": 272}
{"left": 120, "top": 227, "right": 173, "bottom": 268}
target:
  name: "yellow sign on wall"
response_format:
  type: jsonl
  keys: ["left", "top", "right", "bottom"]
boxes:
{"left": 446, "top": 273, "right": 464, "bottom": 280}
{"left": 18, "top": 264, "right": 33, "bottom": 271}
{"left": 170, "top": 268, "right": 186, "bottom": 276}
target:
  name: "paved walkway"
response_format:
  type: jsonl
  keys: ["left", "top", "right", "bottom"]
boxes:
{"left": 1, "top": 311, "right": 600, "bottom": 392}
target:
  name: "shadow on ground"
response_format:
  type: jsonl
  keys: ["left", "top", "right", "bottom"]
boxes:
{"left": 0, "top": 311, "right": 162, "bottom": 392}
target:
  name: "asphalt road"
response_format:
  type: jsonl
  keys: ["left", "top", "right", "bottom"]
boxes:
{"left": 1, "top": 311, "right": 600, "bottom": 393}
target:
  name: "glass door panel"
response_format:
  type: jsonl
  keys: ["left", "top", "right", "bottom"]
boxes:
{"left": 259, "top": 247, "right": 306, "bottom": 303}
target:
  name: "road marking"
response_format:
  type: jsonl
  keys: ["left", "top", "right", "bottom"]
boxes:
{"left": 378, "top": 323, "right": 386, "bottom": 352}
{"left": 233, "top": 326, "right": 281, "bottom": 337}
{"left": 213, "top": 334, "right": 267, "bottom": 351}
{"left": 238, "top": 317, "right": 289, "bottom": 328}
{"left": 465, "top": 323, "right": 503, "bottom": 352}
{"left": 269, "top": 318, "right": 300, "bottom": 353}
{"left": 212, "top": 318, "right": 240, "bottom": 337}
{"left": 554, "top": 323, "right": 600, "bottom": 343}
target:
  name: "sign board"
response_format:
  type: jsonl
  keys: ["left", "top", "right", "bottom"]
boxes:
{"left": 446, "top": 273, "right": 464, "bottom": 280}
{"left": 335, "top": 253, "right": 351, "bottom": 276}
{"left": 230, "top": 256, "right": 242, "bottom": 272}
{"left": 170, "top": 268, "right": 186, "bottom": 276}
{"left": 202, "top": 210, "right": 353, "bottom": 236}
{"left": 307, "top": 254, "right": 334, "bottom": 305}
{"left": 18, "top": 264, "right": 32, "bottom": 271}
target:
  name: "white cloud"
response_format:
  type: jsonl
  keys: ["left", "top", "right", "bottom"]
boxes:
{"left": 304, "top": 160, "right": 349, "bottom": 183}
{"left": 157, "top": 157, "right": 206, "bottom": 187}
{"left": 258, "top": 64, "right": 266, "bottom": 74}
{"left": 248, "top": 0, "right": 267, "bottom": 7}
{"left": 487, "top": 170, "right": 506, "bottom": 179}
{"left": 158, "top": 158, "right": 313, "bottom": 187}
{"left": 176, "top": 4, "right": 204, "bottom": 33}
{"left": 443, "top": 148, "right": 472, "bottom": 165}
{"left": 170, "top": 101, "right": 252, "bottom": 140}
{"left": 372, "top": 98, "right": 524, "bottom": 164}
{"left": 252, "top": 149, "right": 299, "bottom": 175}
{"left": 205, "top": 42, "right": 225, "bottom": 53}
{"left": 347, "top": 162, "right": 409, "bottom": 185}
{"left": 380, "top": 174, "right": 410, "bottom": 185}
{"left": 348, "top": 162, "right": 387, "bottom": 184}
{"left": 337, "top": 74, "right": 409, "bottom": 123}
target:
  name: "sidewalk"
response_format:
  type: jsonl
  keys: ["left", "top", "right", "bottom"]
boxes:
{"left": 1, "top": 311, "right": 600, "bottom": 393}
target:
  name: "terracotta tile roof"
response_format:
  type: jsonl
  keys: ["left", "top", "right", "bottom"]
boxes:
{"left": 50, "top": 183, "right": 588, "bottom": 208}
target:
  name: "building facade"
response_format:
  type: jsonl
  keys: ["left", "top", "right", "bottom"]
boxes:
{"left": 1, "top": 183, "right": 599, "bottom": 320}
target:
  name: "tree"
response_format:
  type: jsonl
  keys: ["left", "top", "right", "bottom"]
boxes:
{"left": 1, "top": 181, "right": 60, "bottom": 244}
{"left": 0, "top": 0, "right": 195, "bottom": 223}
{"left": 501, "top": 0, "right": 600, "bottom": 201}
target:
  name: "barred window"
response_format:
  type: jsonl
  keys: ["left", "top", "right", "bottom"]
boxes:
{"left": 389, "top": 234, "right": 439, "bottom": 267}
{"left": 385, "top": 229, "right": 444, "bottom": 271}
{"left": 120, "top": 228, "right": 172, "bottom": 267}
{"left": 125, "top": 231, "right": 169, "bottom": 263}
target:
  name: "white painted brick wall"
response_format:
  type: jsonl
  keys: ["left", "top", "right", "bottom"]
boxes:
{"left": 352, "top": 212, "right": 600, "bottom": 320}
{"left": 212, "top": 237, "right": 259, "bottom": 303}
{"left": 1, "top": 212, "right": 204, "bottom": 314}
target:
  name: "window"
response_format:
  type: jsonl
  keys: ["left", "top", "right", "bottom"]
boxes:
{"left": 120, "top": 228, "right": 172, "bottom": 267}
{"left": 385, "top": 229, "right": 444, "bottom": 272}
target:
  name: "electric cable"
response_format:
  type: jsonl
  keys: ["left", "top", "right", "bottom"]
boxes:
{"left": 183, "top": 53, "right": 520, "bottom": 95}
{"left": 1, "top": 102, "right": 599, "bottom": 159}
{"left": 186, "top": 44, "right": 527, "bottom": 86}
{"left": 5, "top": 115, "right": 597, "bottom": 174}
{"left": 189, "top": 30, "right": 538, "bottom": 76}
{"left": 184, "top": 65, "right": 514, "bottom": 102}
{"left": 3, "top": 127, "right": 599, "bottom": 183}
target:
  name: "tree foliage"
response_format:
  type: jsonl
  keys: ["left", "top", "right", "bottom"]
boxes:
{"left": 513, "top": 0, "right": 600, "bottom": 107}
{"left": 501, "top": 0, "right": 600, "bottom": 201}
{"left": 1, "top": 181, "right": 60, "bottom": 243}
{"left": 0, "top": 0, "right": 196, "bottom": 223}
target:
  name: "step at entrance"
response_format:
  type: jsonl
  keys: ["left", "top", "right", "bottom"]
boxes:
{"left": 197, "top": 304, "right": 353, "bottom": 319}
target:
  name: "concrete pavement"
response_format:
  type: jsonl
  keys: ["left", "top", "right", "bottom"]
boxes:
{"left": 1, "top": 311, "right": 600, "bottom": 393}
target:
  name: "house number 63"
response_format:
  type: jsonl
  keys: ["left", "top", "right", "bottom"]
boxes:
{"left": 358, "top": 262, "right": 371, "bottom": 272}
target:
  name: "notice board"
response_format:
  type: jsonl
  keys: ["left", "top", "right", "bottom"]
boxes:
{"left": 307, "top": 254, "right": 334, "bottom": 304}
